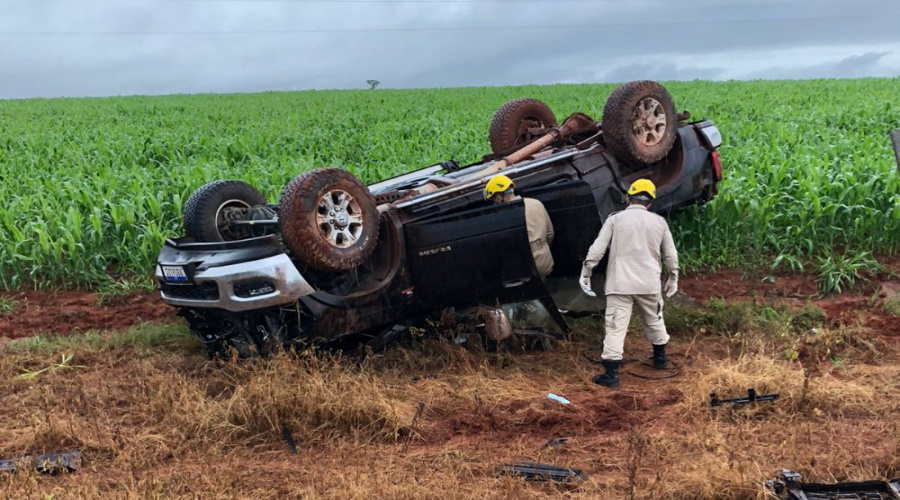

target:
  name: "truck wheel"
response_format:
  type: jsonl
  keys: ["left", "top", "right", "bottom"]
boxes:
{"left": 279, "top": 168, "right": 380, "bottom": 272}
{"left": 489, "top": 98, "right": 558, "bottom": 154}
{"left": 183, "top": 180, "right": 267, "bottom": 242}
{"left": 602, "top": 81, "right": 677, "bottom": 165}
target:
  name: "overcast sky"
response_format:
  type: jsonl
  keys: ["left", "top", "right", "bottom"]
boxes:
{"left": 1, "top": 0, "right": 900, "bottom": 99}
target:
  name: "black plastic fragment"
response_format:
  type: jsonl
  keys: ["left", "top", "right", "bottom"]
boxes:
{"left": 767, "top": 469, "right": 900, "bottom": 499}
{"left": 498, "top": 461, "right": 586, "bottom": 482}
{"left": 281, "top": 423, "right": 298, "bottom": 455}
{"left": 539, "top": 437, "right": 569, "bottom": 450}
{"left": 0, "top": 451, "right": 81, "bottom": 475}
{"left": 710, "top": 388, "right": 779, "bottom": 407}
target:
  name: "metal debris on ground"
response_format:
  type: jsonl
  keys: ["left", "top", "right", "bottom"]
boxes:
{"left": 710, "top": 388, "right": 779, "bottom": 407}
{"left": 281, "top": 423, "right": 298, "bottom": 455}
{"left": 0, "top": 451, "right": 82, "bottom": 474}
{"left": 498, "top": 461, "right": 587, "bottom": 482}
{"left": 767, "top": 469, "right": 900, "bottom": 499}
{"left": 546, "top": 393, "right": 571, "bottom": 405}
{"left": 539, "top": 437, "right": 569, "bottom": 450}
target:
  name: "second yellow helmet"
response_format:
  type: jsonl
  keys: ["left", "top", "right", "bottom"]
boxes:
{"left": 627, "top": 178, "right": 657, "bottom": 199}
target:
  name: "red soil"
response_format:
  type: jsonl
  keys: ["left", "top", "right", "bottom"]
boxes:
{"left": 0, "top": 256, "right": 896, "bottom": 340}
{"left": 0, "top": 290, "right": 176, "bottom": 339}
{"left": 680, "top": 263, "right": 899, "bottom": 341}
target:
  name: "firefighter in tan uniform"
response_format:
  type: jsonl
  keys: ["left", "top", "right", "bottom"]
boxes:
{"left": 484, "top": 175, "right": 554, "bottom": 278}
{"left": 580, "top": 179, "right": 679, "bottom": 388}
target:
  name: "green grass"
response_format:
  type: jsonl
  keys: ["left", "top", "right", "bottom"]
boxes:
{"left": 664, "top": 299, "right": 828, "bottom": 338}
{"left": 815, "top": 250, "right": 882, "bottom": 295}
{"left": 96, "top": 276, "right": 157, "bottom": 305}
{"left": 0, "top": 296, "right": 19, "bottom": 316}
{"left": 886, "top": 294, "right": 900, "bottom": 317}
{"left": 2, "top": 322, "right": 193, "bottom": 355}
{"left": 1, "top": 79, "right": 898, "bottom": 288}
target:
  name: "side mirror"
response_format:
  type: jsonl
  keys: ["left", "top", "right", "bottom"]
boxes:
{"left": 891, "top": 129, "right": 900, "bottom": 171}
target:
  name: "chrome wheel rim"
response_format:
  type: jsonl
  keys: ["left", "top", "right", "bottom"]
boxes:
{"left": 631, "top": 97, "right": 667, "bottom": 147}
{"left": 316, "top": 189, "right": 363, "bottom": 248}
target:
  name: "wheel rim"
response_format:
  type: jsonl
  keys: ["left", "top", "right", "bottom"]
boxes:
{"left": 316, "top": 189, "right": 363, "bottom": 249}
{"left": 215, "top": 199, "right": 253, "bottom": 240}
{"left": 630, "top": 97, "right": 667, "bottom": 147}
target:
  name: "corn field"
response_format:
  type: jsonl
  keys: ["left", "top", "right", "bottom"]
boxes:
{"left": 0, "top": 79, "right": 898, "bottom": 288}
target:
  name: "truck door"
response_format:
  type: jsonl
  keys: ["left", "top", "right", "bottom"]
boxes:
{"left": 404, "top": 199, "right": 547, "bottom": 311}
{"left": 517, "top": 179, "right": 602, "bottom": 278}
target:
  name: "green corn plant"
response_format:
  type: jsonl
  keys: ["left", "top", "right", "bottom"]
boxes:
{"left": 815, "top": 250, "right": 882, "bottom": 295}
{"left": 0, "top": 79, "right": 898, "bottom": 288}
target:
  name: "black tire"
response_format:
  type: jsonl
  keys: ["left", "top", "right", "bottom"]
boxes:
{"left": 602, "top": 81, "right": 677, "bottom": 165}
{"left": 489, "top": 98, "right": 558, "bottom": 154}
{"left": 183, "top": 180, "right": 267, "bottom": 242}
{"left": 279, "top": 168, "right": 379, "bottom": 273}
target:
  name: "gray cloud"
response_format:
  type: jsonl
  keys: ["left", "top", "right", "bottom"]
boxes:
{"left": 1, "top": 0, "right": 899, "bottom": 98}
{"left": 743, "top": 51, "right": 897, "bottom": 79}
{"left": 599, "top": 63, "right": 725, "bottom": 84}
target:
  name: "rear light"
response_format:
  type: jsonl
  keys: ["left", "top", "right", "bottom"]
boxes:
{"left": 699, "top": 124, "right": 722, "bottom": 149}
{"left": 711, "top": 152, "right": 723, "bottom": 181}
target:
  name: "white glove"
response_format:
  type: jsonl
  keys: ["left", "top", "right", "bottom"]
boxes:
{"left": 664, "top": 270, "right": 679, "bottom": 298}
{"left": 579, "top": 274, "right": 596, "bottom": 297}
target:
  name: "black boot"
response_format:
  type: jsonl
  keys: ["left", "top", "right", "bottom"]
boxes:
{"left": 592, "top": 360, "right": 621, "bottom": 387}
{"left": 652, "top": 343, "right": 668, "bottom": 369}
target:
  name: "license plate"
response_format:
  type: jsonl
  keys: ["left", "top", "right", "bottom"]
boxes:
{"left": 161, "top": 266, "right": 188, "bottom": 283}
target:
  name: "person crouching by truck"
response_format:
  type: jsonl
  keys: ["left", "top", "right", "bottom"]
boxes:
{"left": 579, "top": 179, "right": 679, "bottom": 388}
{"left": 483, "top": 175, "right": 554, "bottom": 279}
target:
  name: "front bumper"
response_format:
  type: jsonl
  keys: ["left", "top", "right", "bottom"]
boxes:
{"left": 156, "top": 253, "right": 315, "bottom": 312}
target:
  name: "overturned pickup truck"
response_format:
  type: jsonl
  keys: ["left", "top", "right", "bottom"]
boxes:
{"left": 156, "top": 80, "right": 724, "bottom": 357}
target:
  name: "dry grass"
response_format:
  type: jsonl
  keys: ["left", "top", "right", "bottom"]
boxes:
{"left": 0, "top": 310, "right": 898, "bottom": 500}
{"left": 886, "top": 293, "right": 900, "bottom": 316}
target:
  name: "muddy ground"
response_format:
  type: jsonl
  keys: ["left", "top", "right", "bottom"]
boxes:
{"left": 2, "top": 261, "right": 897, "bottom": 340}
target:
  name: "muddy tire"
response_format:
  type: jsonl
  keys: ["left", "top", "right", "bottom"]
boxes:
{"left": 279, "top": 168, "right": 379, "bottom": 272}
{"left": 489, "top": 98, "right": 558, "bottom": 154}
{"left": 183, "top": 180, "right": 267, "bottom": 242}
{"left": 602, "top": 81, "right": 677, "bottom": 165}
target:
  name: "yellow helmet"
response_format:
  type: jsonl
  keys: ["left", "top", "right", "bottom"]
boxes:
{"left": 484, "top": 175, "right": 515, "bottom": 200}
{"left": 627, "top": 178, "right": 657, "bottom": 199}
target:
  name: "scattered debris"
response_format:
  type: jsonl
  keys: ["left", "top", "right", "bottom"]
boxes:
{"left": 483, "top": 307, "right": 513, "bottom": 342}
{"left": 0, "top": 451, "right": 81, "bottom": 475}
{"left": 281, "top": 423, "right": 298, "bottom": 455}
{"left": 498, "top": 461, "right": 587, "bottom": 482}
{"left": 365, "top": 325, "right": 407, "bottom": 354}
{"left": 539, "top": 437, "right": 569, "bottom": 450}
{"left": 766, "top": 469, "right": 900, "bottom": 499}
{"left": 710, "top": 388, "right": 779, "bottom": 407}
{"left": 546, "top": 393, "right": 571, "bottom": 405}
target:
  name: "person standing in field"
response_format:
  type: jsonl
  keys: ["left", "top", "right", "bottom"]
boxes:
{"left": 484, "top": 174, "right": 555, "bottom": 279}
{"left": 579, "top": 178, "right": 679, "bottom": 388}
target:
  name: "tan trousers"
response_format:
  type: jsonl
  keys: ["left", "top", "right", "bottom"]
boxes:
{"left": 601, "top": 293, "right": 669, "bottom": 361}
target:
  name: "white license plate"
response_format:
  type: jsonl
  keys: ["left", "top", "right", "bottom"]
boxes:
{"left": 162, "top": 266, "right": 188, "bottom": 283}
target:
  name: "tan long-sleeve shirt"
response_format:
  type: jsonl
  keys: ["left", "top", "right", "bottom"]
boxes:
{"left": 522, "top": 197, "right": 555, "bottom": 278}
{"left": 583, "top": 204, "right": 678, "bottom": 296}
